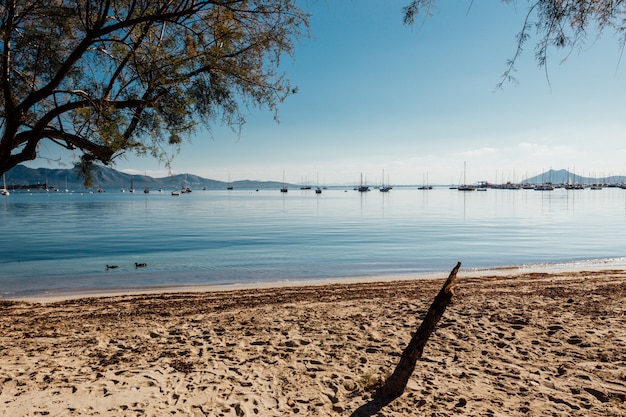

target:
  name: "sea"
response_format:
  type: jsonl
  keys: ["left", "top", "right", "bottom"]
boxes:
{"left": 2, "top": 185, "right": 626, "bottom": 298}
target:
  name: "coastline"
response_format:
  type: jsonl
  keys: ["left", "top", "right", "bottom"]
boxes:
{"left": 1, "top": 267, "right": 625, "bottom": 416}
{"left": 5, "top": 257, "right": 626, "bottom": 304}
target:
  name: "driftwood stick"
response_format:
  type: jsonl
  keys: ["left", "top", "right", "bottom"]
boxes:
{"left": 379, "top": 261, "right": 461, "bottom": 399}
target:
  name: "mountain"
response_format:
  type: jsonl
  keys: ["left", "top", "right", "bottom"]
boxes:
{"left": 3, "top": 165, "right": 289, "bottom": 191}
{"left": 522, "top": 169, "right": 626, "bottom": 185}
{"left": 6, "top": 165, "right": 624, "bottom": 189}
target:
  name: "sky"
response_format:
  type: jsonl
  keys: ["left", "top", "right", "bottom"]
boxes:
{"left": 27, "top": 1, "right": 626, "bottom": 185}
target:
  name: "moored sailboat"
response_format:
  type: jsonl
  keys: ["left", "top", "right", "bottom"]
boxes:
{"left": 458, "top": 161, "right": 476, "bottom": 191}
{"left": 315, "top": 172, "right": 322, "bottom": 194}
{"left": 417, "top": 172, "right": 432, "bottom": 190}
{"left": 181, "top": 175, "right": 192, "bottom": 193}
{"left": 143, "top": 171, "right": 150, "bottom": 193}
{"left": 357, "top": 173, "right": 370, "bottom": 192}
{"left": 379, "top": 169, "right": 391, "bottom": 192}
{"left": 280, "top": 171, "right": 288, "bottom": 193}
{"left": 227, "top": 173, "right": 234, "bottom": 190}
{"left": 1, "top": 174, "right": 9, "bottom": 196}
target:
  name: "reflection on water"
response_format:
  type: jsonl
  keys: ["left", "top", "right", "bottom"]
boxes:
{"left": 1, "top": 187, "right": 626, "bottom": 296}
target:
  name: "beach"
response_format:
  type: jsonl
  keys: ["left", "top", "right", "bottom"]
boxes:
{"left": 1, "top": 269, "right": 625, "bottom": 416}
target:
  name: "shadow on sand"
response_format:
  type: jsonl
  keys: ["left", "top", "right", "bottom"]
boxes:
{"left": 349, "top": 394, "right": 396, "bottom": 417}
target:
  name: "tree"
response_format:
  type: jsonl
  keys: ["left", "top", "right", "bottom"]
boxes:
{"left": 403, "top": 0, "right": 626, "bottom": 88}
{"left": 0, "top": 0, "right": 308, "bottom": 181}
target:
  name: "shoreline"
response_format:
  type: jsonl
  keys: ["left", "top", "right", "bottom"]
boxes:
{"left": 1, "top": 268, "right": 625, "bottom": 416}
{"left": 5, "top": 258, "right": 626, "bottom": 303}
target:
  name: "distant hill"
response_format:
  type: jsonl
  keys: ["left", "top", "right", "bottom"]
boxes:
{"left": 522, "top": 169, "right": 626, "bottom": 185}
{"left": 2, "top": 165, "right": 289, "bottom": 191}
{"left": 5, "top": 165, "right": 624, "bottom": 190}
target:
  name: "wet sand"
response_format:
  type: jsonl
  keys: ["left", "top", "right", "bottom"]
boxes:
{"left": 1, "top": 269, "right": 625, "bottom": 416}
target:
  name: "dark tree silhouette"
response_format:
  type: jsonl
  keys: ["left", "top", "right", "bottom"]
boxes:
{"left": 0, "top": 1, "right": 308, "bottom": 182}
{"left": 403, "top": 1, "right": 626, "bottom": 88}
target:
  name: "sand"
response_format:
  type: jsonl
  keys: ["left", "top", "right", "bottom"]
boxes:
{"left": 1, "top": 269, "right": 625, "bottom": 416}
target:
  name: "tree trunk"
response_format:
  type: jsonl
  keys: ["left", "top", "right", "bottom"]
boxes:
{"left": 379, "top": 261, "right": 461, "bottom": 398}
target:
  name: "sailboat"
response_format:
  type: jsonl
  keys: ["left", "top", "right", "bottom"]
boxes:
{"left": 534, "top": 169, "right": 554, "bottom": 191}
{"left": 181, "top": 182, "right": 188, "bottom": 193}
{"left": 180, "top": 174, "right": 192, "bottom": 193}
{"left": 357, "top": 173, "right": 370, "bottom": 192}
{"left": 96, "top": 175, "right": 104, "bottom": 193}
{"left": 458, "top": 161, "right": 476, "bottom": 191}
{"left": 280, "top": 171, "right": 288, "bottom": 193}
{"left": 379, "top": 169, "right": 391, "bottom": 192}
{"left": 1, "top": 174, "right": 9, "bottom": 196}
{"left": 417, "top": 172, "right": 432, "bottom": 190}
{"left": 315, "top": 172, "right": 322, "bottom": 194}
{"left": 227, "top": 173, "right": 234, "bottom": 190}
{"left": 300, "top": 176, "right": 312, "bottom": 190}
{"left": 129, "top": 178, "right": 135, "bottom": 193}
{"left": 143, "top": 171, "right": 150, "bottom": 193}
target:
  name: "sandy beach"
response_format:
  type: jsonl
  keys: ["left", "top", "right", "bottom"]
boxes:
{"left": 1, "top": 268, "right": 625, "bottom": 416}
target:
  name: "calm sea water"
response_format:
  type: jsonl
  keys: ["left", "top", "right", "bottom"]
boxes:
{"left": 2, "top": 186, "right": 626, "bottom": 298}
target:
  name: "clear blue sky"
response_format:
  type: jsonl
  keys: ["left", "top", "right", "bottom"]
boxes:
{"left": 28, "top": 1, "right": 626, "bottom": 185}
